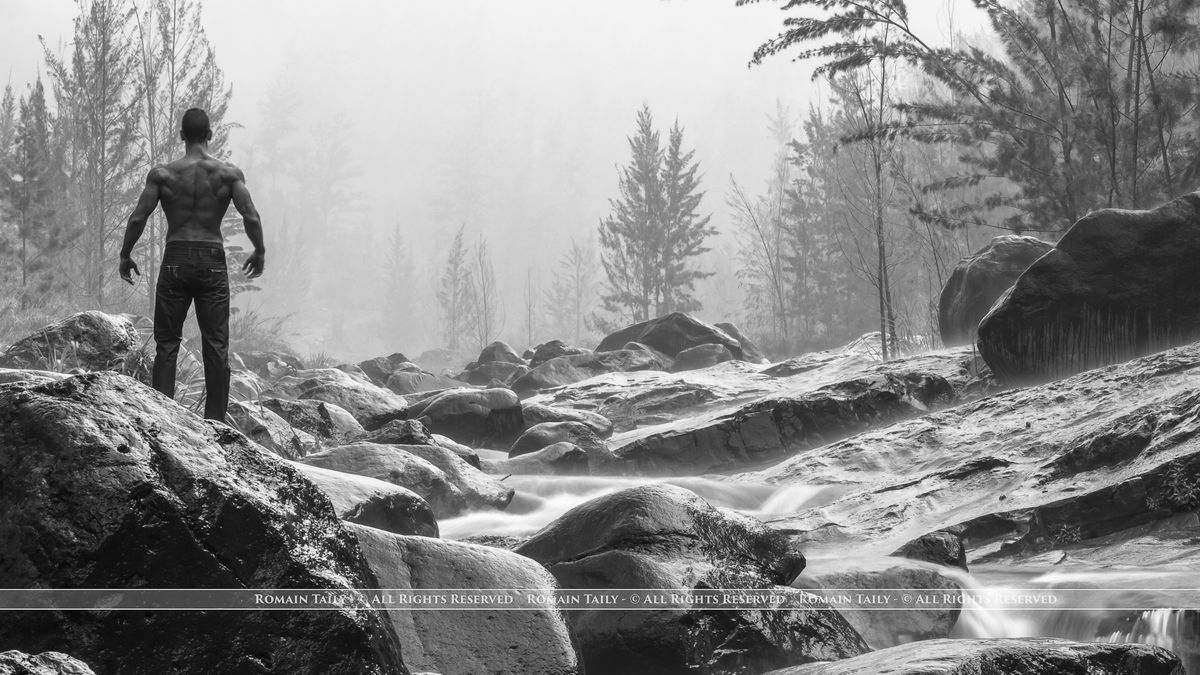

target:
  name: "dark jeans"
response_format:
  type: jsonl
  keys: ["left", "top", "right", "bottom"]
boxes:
{"left": 152, "top": 241, "right": 231, "bottom": 421}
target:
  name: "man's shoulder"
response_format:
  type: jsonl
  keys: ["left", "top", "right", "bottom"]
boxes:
{"left": 215, "top": 160, "right": 246, "bottom": 183}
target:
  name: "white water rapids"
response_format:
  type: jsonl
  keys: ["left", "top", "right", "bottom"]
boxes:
{"left": 441, "top": 471, "right": 1198, "bottom": 672}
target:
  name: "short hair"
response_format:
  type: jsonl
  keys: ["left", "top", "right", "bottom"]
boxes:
{"left": 181, "top": 108, "right": 211, "bottom": 142}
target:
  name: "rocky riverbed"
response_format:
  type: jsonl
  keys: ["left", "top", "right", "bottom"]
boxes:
{"left": 0, "top": 310, "right": 1196, "bottom": 674}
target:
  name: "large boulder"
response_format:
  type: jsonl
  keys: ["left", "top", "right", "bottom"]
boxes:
{"left": 259, "top": 396, "right": 366, "bottom": 442}
{"left": 671, "top": 343, "right": 735, "bottom": 372}
{"left": 515, "top": 484, "right": 867, "bottom": 674}
{"left": 938, "top": 235, "right": 1053, "bottom": 346}
{"left": 512, "top": 349, "right": 668, "bottom": 395}
{"left": 0, "top": 311, "right": 138, "bottom": 372}
{"left": 357, "top": 352, "right": 411, "bottom": 387}
{"left": 978, "top": 193, "right": 1200, "bottom": 382}
{"left": 236, "top": 350, "right": 303, "bottom": 379}
{"left": 385, "top": 367, "right": 464, "bottom": 395}
{"left": 763, "top": 639, "right": 1182, "bottom": 675}
{"left": 528, "top": 340, "right": 591, "bottom": 368}
{"left": 476, "top": 340, "right": 525, "bottom": 365}
{"left": 483, "top": 442, "right": 590, "bottom": 476}
{"left": 406, "top": 388, "right": 524, "bottom": 448}
{"left": 716, "top": 321, "right": 769, "bottom": 363}
{"left": 227, "top": 400, "right": 319, "bottom": 459}
{"left": 291, "top": 462, "right": 438, "bottom": 537}
{"left": 522, "top": 402, "right": 614, "bottom": 438}
{"left": 0, "top": 650, "right": 95, "bottom": 675}
{"left": 273, "top": 368, "right": 409, "bottom": 430}
{"left": 456, "top": 360, "right": 530, "bottom": 387}
{"left": 351, "top": 524, "right": 580, "bottom": 675}
{"left": 300, "top": 442, "right": 512, "bottom": 517}
{"left": 596, "top": 312, "right": 752, "bottom": 361}
{"left": 509, "top": 421, "right": 617, "bottom": 470}
{"left": 0, "top": 372, "right": 406, "bottom": 674}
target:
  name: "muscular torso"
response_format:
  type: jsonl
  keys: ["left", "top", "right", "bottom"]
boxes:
{"left": 153, "top": 152, "right": 238, "bottom": 243}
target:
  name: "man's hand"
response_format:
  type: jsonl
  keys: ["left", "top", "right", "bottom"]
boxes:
{"left": 243, "top": 250, "right": 265, "bottom": 279}
{"left": 119, "top": 256, "right": 140, "bottom": 285}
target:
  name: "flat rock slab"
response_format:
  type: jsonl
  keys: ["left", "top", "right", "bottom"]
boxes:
{"left": 763, "top": 638, "right": 1182, "bottom": 675}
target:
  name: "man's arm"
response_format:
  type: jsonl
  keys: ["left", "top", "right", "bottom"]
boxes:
{"left": 230, "top": 167, "right": 265, "bottom": 279}
{"left": 119, "top": 169, "right": 162, "bottom": 284}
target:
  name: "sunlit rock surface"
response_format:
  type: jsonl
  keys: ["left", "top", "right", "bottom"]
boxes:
{"left": 515, "top": 484, "right": 867, "bottom": 675}
{"left": 979, "top": 192, "right": 1200, "bottom": 382}
{"left": 351, "top": 524, "right": 579, "bottom": 675}
{"left": 227, "top": 399, "right": 318, "bottom": 459}
{"left": 762, "top": 638, "right": 1182, "bottom": 675}
{"left": 744, "top": 341, "right": 1200, "bottom": 568}
{"left": 292, "top": 462, "right": 439, "bottom": 537}
{"left": 0, "top": 310, "right": 138, "bottom": 372}
{"left": 0, "top": 372, "right": 406, "bottom": 674}
{"left": 268, "top": 367, "right": 409, "bottom": 430}
{"left": 938, "top": 235, "right": 1052, "bottom": 347}
{"left": 260, "top": 395, "right": 366, "bottom": 442}
{"left": 0, "top": 650, "right": 96, "bottom": 675}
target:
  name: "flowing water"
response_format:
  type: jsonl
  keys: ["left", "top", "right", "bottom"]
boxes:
{"left": 441, "top": 474, "right": 1199, "bottom": 671}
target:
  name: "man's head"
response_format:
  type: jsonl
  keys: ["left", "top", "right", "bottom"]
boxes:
{"left": 180, "top": 108, "right": 212, "bottom": 144}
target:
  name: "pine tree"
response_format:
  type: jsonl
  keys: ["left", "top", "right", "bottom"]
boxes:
{"left": 598, "top": 105, "right": 712, "bottom": 324}
{"left": 469, "top": 235, "right": 501, "bottom": 349}
{"left": 544, "top": 238, "right": 599, "bottom": 345}
{"left": 437, "top": 225, "right": 475, "bottom": 350}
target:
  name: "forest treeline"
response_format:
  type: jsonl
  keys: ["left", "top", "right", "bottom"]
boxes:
{"left": 2, "top": 0, "right": 1198, "bottom": 361}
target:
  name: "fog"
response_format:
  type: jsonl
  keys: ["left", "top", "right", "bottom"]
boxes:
{"left": 2, "top": 0, "right": 981, "bottom": 360}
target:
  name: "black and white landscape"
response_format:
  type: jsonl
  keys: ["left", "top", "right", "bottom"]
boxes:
{"left": 2, "top": 1, "right": 1200, "bottom": 674}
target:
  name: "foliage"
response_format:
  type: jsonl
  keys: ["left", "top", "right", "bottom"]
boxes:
{"left": 598, "top": 105, "right": 715, "bottom": 324}
{"left": 437, "top": 225, "right": 475, "bottom": 350}
{"left": 543, "top": 237, "right": 600, "bottom": 345}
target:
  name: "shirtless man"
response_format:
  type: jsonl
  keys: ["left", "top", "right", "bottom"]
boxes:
{"left": 118, "top": 108, "right": 264, "bottom": 421}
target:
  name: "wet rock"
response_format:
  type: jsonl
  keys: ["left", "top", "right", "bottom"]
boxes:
{"left": 355, "top": 420, "right": 482, "bottom": 468}
{"left": 893, "top": 530, "right": 968, "bottom": 571}
{"left": 763, "top": 638, "right": 1182, "bottom": 675}
{"left": 938, "top": 235, "right": 1053, "bottom": 346}
{"left": 528, "top": 339, "right": 591, "bottom": 368}
{"left": 476, "top": 340, "right": 525, "bottom": 365}
{"left": 522, "top": 402, "right": 614, "bottom": 438}
{"left": 0, "top": 650, "right": 95, "bottom": 675}
{"left": 0, "top": 372, "right": 406, "bottom": 674}
{"left": 259, "top": 396, "right": 366, "bottom": 442}
{"left": 300, "top": 442, "right": 512, "bottom": 517}
{"left": 385, "top": 367, "right": 463, "bottom": 395}
{"left": 799, "top": 558, "right": 962, "bottom": 649}
{"left": 236, "top": 350, "right": 303, "bottom": 378}
{"left": 484, "top": 442, "right": 590, "bottom": 476}
{"left": 456, "top": 360, "right": 529, "bottom": 386}
{"left": 228, "top": 368, "right": 267, "bottom": 401}
{"left": 749, "top": 341, "right": 1200, "bottom": 566}
{"left": 672, "top": 343, "right": 734, "bottom": 372}
{"left": 227, "top": 400, "right": 319, "bottom": 459}
{"left": 0, "top": 311, "right": 138, "bottom": 372}
{"left": 516, "top": 484, "right": 866, "bottom": 674}
{"left": 596, "top": 312, "right": 752, "bottom": 361}
{"left": 512, "top": 349, "right": 668, "bottom": 395}
{"left": 716, "top": 321, "right": 769, "bottom": 364}
{"left": 622, "top": 341, "right": 676, "bottom": 369}
{"left": 407, "top": 387, "right": 524, "bottom": 448}
{"left": 356, "top": 352, "right": 411, "bottom": 386}
{"left": 978, "top": 193, "right": 1200, "bottom": 382}
{"left": 612, "top": 350, "right": 972, "bottom": 475}
{"left": 291, "top": 462, "right": 438, "bottom": 537}
{"left": 0, "top": 368, "right": 66, "bottom": 385}
{"left": 351, "top": 524, "right": 579, "bottom": 675}
{"left": 509, "top": 421, "right": 616, "bottom": 469}
{"left": 286, "top": 369, "right": 409, "bottom": 431}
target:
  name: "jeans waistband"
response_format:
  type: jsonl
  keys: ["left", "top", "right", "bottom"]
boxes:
{"left": 162, "top": 240, "right": 226, "bottom": 264}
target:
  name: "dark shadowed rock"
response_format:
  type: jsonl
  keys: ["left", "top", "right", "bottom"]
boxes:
{"left": 799, "top": 559, "right": 961, "bottom": 649}
{"left": 357, "top": 352, "right": 411, "bottom": 386}
{"left": 522, "top": 402, "right": 614, "bottom": 438}
{"left": 0, "top": 372, "right": 407, "bottom": 675}
{"left": 978, "top": 193, "right": 1200, "bottom": 382}
{"left": 596, "top": 312, "right": 749, "bottom": 360}
{"left": 529, "top": 340, "right": 591, "bottom": 368}
{"left": 762, "top": 638, "right": 1182, "bottom": 675}
{"left": 716, "top": 321, "right": 769, "bottom": 363}
{"left": 938, "top": 235, "right": 1053, "bottom": 346}
{"left": 672, "top": 343, "right": 734, "bottom": 372}
{"left": 406, "top": 387, "right": 524, "bottom": 448}
{"left": 300, "top": 442, "right": 511, "bottom": 517}
{"left": 351, "top": 524, "right": 579, "bottom": 675}
{"left": 484, "top": 441, "right": 590, "bottom": 475}
{"left": 0, "top": 650, "right": 96, "bottom": 675}
{"left": 227, "top": 400, "right": 319, "bottom": 459}
{"left": 0, "top": 311, "right": 138, "bottom": 372}
{"left": 476, "top": 340, "right": 525, "bottom": 365}
{"left": 512, "top": 349, "right": 668, "bottom": 395}
{"left": 291, "top": 462, "right": 438, "bottom": 537}
{"left": 260, "top": 396, "right": 366, "bottom": 442}
{"left": 515, "top": 484, "right": 867, "bottom": 674}
{"left": 893, "top": 530, "right": 968, "bottom": 571}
